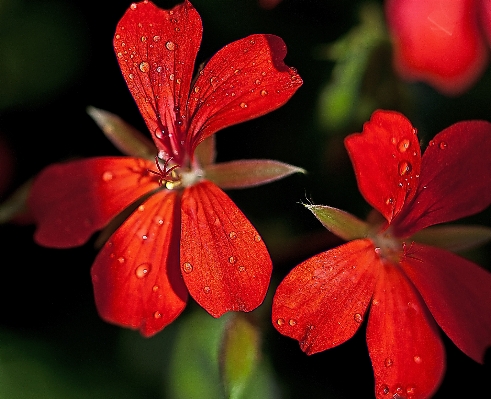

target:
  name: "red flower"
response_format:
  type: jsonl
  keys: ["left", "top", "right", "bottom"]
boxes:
{"left": 29, "top": 0, "right": 302, "bottom": 337}
{"left": 272, "top": 110, "right": 491, "bottom": 398}
{"left": 386, "top": 0, "right": 491, "bottom": 95}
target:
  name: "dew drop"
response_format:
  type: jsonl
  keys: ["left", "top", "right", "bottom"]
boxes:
{"left": 397, "top": 138, "right": 410, "bottom": 152}
{"left": 194, "top": 86, "right": 200, "bottom": 93}
{"left": 130, "top": 3, "right": 137, "bottom": 10}
{"left": 155, "top": 129, "right": 164, "bottom": 139}
{"left": 439, "top": 141, "right": 448, "bottom": 149}
{"left": 169, "top": 73, "right": 175, "bottom": 81}
{"left": 406, "top": 386, "right": 416, "bottom": 395}
{"left": 398, "top": 160, "right": 412, "bottom": 176}
{"left": 141, "top": 36, "right": 147, "bottom": 42}
{"left": 372, "top": 298, "right": 380, "bottom": 306}
{"left": 102, "top": 171, "right": 114, "bottom": 182}
{"left": 153, "top": 35, "right": 160, "bottom": 42}
{"left": 384, "top": 357, "right": 393, "bottom": 367}
{"left": 413, "top": 355, "right": 422, "bottom": 364}
{"left": 154, "top": 311, "right": 162, "bottom": 319}
{"left": 152, "top": 285, "right": 159, "bottom": 292}
{"left": 182, "top": 262, "right": 193, "bottom": 273}
{"left": 277, "top": 318, "right": 285, "bottom": 326}
{"left": 260, "top": 89, "right": 268, "bottom": 96}
{"left": 354, "top": 313, "right": 363, "bottom": 323}
{"left": 254, "top": 234, "right": 262, "bottom": 242}
{"left": 139, "top": 61, "right": 150, "bottom": 73}
{"left": 165, "top": 41, "right": 176, "bottom": 51}
{"left": 380, "top": 385, "right": 390, "bottom": 395}
{"left": 229, "top": 231, "right": 237, "bottom": 239}
{"left": 203, "top": 286, "right": 211, "bottom": 294}
{"left": 385, "top": 197, "right": 394, "bottom": 205}
{"left": 288, "top": 319, "right": 297, "bottom": 326}
{"left": 138, "top": 204, "right": 145, "bottom": 212}
{"left": 228, "top": 256, "right": 236, "bottom": 264}
{"left": 238, "top": 265, "right": 246, "bottom": 272}
{"left": 135, "top": 263, "right": 151, "bottom": 278}
{"left": 240, "top": 102, "right": 248, "bottom": 108}
{"left": 117, "top": 257, "right": 125, "bottom": 264}
{"left": 234, "top": 69, "right": 240, "bottom": 75}
{"left": 412, "top": 128, "right": 417, "bottom": 135}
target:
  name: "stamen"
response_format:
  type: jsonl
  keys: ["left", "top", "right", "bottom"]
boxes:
{"left": 148, "top": 156, "right": 180, "bottom": 186}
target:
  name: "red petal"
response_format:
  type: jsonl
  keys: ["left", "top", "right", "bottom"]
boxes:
{"left": 114, "top": 0, "right": 202, "bottom": 162}
{"left": 28, "top": 157, "right": 159, "bottom": 248}
{"left": 367, "top": 262, "right": 445, "bottom": 399}
{"left": 392, "top": 120, "right": 491, "bottom": 237}
{"left": 91, "top": 189, "right": 187, "bottom": 337}
{"left": 186, "top": 34, "right": 302, "bottom": 151}
{"left": 272, "top": 239, "right": 380, "bottom": 354}
{"left": 180, "top": 180, "right": 272, "bottom": 317}
{"left": 400, "top": 243, "right": 491, "bottom": 363}
{"left": 386, "top": 0, "right": 488, "bottom": 95}
{"left": 344, "top": 110, "right": 421, "bottom": 223}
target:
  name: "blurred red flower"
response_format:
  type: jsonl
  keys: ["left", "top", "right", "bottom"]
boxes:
{"left": 273, "top": 110, "right": 491, "bottom": 398}
{"left": 386, "top": 0, "right": 491, "bottom": 95}
{"left": 29, "top": 0, "right": 302, "bottom": 336}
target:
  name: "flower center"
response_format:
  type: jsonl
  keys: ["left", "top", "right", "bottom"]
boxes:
{"left": 148, "top": 156, "right": 204, "bottom": 190}
{"left": 370, "top": 227, "right": 404, "bottom": 264}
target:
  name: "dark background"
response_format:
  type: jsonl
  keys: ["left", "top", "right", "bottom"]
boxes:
{"left": 0, "top": 0, "right": 490, "bottom": 398}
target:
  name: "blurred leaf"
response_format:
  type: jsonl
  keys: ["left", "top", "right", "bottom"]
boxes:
{"left": 0, "top": 329, "right": 137, "bottom": 399}
{"left": 0, "top": 0, "right": 88, "bottom": 110}
{"left": 220, "top": 314, "right": 260, "bottom": 399}
{"left": 167, "top": 308, "right": 282, "bottom": 399}
{"left": 317, "top": 2, "right": 387, "bottom": 132}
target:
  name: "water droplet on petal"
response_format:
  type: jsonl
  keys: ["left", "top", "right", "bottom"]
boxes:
{"left": 153, "top": 35, "right": 160, "bottom": 42}
{"left": 413, "top": 355, "right": 422, "bottom": 364}
{"left": 240, "top": 102, "right": 248, "bottom": 108}
{"left": 154, "top": 311, "right": 162, "bottom": 319}
{"left": 135, "top": 263, "right": 151, "bottom": 278}
{"left": 165, "top": 41, "right": 176, "bottom": 51}
{"left": 277, "top": 318, "right": 285, "bottom": 326}
{"left": 203, "top": 286, "right": 211, "bottom": 294}
{"left": 260, "top": 89, "right": 268, "bottom": 96}
{"left": 380, "top": 385, "right": 390, "bottom": 395}
{"left": 117, "top": 257, "right": 125, "bottom": 264}
{"left": 169, "top": 73, "right": 175, "bottom": 81}
{"left": 254, "top": 234, "right": 262, "bottom": 242}
{"left": 139, "top": 61, "right": 150, "bottom": 73}
{"left": 384, "top": 357, "right": 393, "bottom": 367}
{"left": 385, "top": 197, "right": 394, "bottom": 205}
{"left": 289, "top": 319, "right": 297, "bottom": 326}
{"left": 406, "top": 386, "right": 416, "bottom": 395}
{"left": 229, "top": 231, "right": 237, "bottom": 239}
{"left": 354, "top": 313, "right": 363, "bottom": 323}
{"left": 141, "top": 36, "right": 147, "bottom": 42}
{"left": 182, "top": 262, "right": 193, "bottom": 273}
{"left": 228, "top": 256, "right": 236, "bottom": 264}
{"left": 398, "top": 160, "right": 412, "bottom": 176}
{"left": 439, "top": 141, "right": 448, "bottom": 149}
{"left": 238, "top": 265, "right": 246, "bottom": 272}
{"left": 102, "top": 171, "right": 114, "bottom": 182}
{"left": 130, "top": 3, "right": 137, "bottom": 10}
{"left": 397, "top": 138, "right": 410, "bottom": 152}
{"left": 138, "top": 205, "right": 145, "bottom": 212}
{"left": 152, "top": 285, "right": 159, "bottom": 292}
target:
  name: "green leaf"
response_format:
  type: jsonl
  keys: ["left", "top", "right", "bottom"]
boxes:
{"left": 205, "top": 159, "right": 305, "bottom": 189}
{"left": 87, "top": 106, "right": 155, "bottom": 158}
{"left": 305, "top": 204, "right": 369, "bottom": 241}
{"left": 410, "top": 224, "right": 491, "bottom": 253}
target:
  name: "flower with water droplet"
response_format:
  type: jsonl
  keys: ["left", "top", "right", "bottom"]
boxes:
{"left": 27, "top": 0, "right": 303, "bottom": 338}
{"left": 272, "top": 109, "right": 491, "bottom": 399}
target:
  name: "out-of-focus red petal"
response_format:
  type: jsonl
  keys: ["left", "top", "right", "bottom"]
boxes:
{"left": 401, "top": 243, "right": 491, "bottom": 363}
{"left": 392, "top": 120, "right": 491, "bottom": 237}
{"left": 386, "top": 0, "right": 488, "bottom": 95}
{"left": 367, "top": 262, "right": 445, "bottom": 399}
{"left": 272, "top": 239, "right": 380, "bottom": 355}
{"left": 114, "top": 0, "right": 202, "bottom": 162}
{"left": 91, "top": 189, "right": 187, "bottom": 337}
{"left": 29, "top": 157, "right": 159, "bottom": 248}
{"left": 186, "top": 34, "right": 302, "bottom": 152}
{"left": 480, "top": 0, "right": 491, "bottom": 45}
{"left": 180, "top": 180, "right": 272, "bottom": 317}
{"left": 344, "top": 110, "right": 421, "bottom": 223}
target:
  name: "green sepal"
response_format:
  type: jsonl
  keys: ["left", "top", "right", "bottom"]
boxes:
{"left": 305, "top": 204, "right": 369, "bottom": 241}
{"left": 87, "top": 106, "right": 155, "bottom": 158}
{"left": 410, "top": 224, "right": 491, "bottom": 253}
{"left": 205, "top": 159, "right": 305, "bottom": 189}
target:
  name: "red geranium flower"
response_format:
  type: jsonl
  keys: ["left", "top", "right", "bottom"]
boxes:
{"left": 386, "top": 0, "right": 491, "bottom": 95}
{"left": 272, "top": 110, "right": 491, "bottom": 398}
{"left": 28, "top": 0, "right": 302, "bottom": 337}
